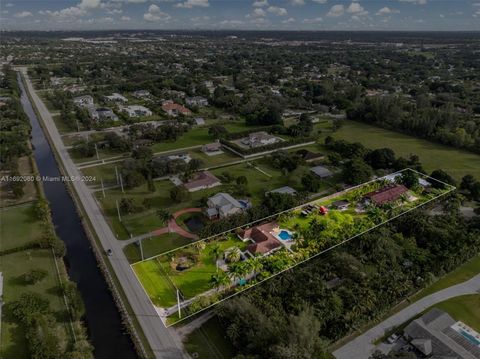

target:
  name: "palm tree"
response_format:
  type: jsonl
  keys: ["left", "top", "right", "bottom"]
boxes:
{"left": 208, "top": 243, "right": 222, "bottom": 272}
{"left": 156, "top": 209, "right": 172, "bottom": 226}
{"left": 193, "top": 241, "right": 206, "bottom": 253}
{"left": 227, "top": 262, "right": 247, "bottom": 285}
{"left": 209, "top": 272, "right": 229, "bottom": 292}
{"left": 225, "top": 247, "right": 241, "bottom": 263}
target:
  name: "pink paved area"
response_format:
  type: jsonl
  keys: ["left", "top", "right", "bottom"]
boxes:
{"left": 150, "top": 207, "right": 202, "bottom": 240}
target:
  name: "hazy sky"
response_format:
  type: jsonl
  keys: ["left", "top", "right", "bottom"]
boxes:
{"left": 1, "top": 0, "right": 479, "bottom": 31}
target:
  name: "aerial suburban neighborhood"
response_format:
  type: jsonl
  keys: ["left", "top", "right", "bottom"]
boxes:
{"left": 0, "top": 2, "right": 479, "bottom": 359}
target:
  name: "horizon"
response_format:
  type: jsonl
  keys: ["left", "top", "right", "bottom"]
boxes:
{"left": 1, "top": 0, "right": 479, "bottom": 32}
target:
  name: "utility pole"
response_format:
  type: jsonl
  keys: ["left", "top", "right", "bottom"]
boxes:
{"left": 75, "top": 118, "right": 80, "bottom": 132}
{"left": 94, "top": 143, "right": 99, "bottom": 160}
{"left": 119, "top": 173, "right": 124, "bottom": 193}
{"left": 139, "top": 238, "right": 144, "bottom": 261}
{"left": 177, "top": 289, "right": 182, "bottom": 319}
{"left": 114, "top": 166, "right": 119, "bottom": 185}
{"left": 116, "top": 200, "right": 121, "bottom": 222}
{"left": 100, "top": 177, "right": 105, "bottom": 198}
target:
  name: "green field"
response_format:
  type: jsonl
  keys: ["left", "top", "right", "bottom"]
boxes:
{"left": 184, "top": 316, "right": 235, "bottom": 359}
{"left": 133, "top": 236, "right": 246, "bottom": 307}
{"left": 333, "top": 120, "right": 480, "bottom": 180}
{"left": 124, "top": 233, "right": 193, "bottom": 263}
{"left": 0, "top": 204, "right": 69, "bottom": 359}
{"left": 432, "top": 294, "right": 480, "bottom": 331}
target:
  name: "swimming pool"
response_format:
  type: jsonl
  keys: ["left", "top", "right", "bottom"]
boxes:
{"left": 277, "top": 230, "right": 293, "bottom": 241}
{"left": 460, "top": 329, "right": 480, "bottom": 346}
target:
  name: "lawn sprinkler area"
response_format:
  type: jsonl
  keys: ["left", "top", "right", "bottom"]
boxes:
{"left": 131, "top": 169, "right": 455, "bottom": 326}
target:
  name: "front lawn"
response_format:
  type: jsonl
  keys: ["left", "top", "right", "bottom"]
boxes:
{"left": 433, "top": 294, "right": 480, "bottom": 331}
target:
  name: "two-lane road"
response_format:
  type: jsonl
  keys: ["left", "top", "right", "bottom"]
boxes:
{"left": 19, "top": 68, "right": 186, "bottom": 359}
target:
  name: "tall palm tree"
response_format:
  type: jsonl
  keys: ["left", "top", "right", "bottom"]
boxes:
{"left": 225, "top": 247, "right": 241, "bottom": 263}
{"left": 209, "top": 243, "right": 223, "bottom": 272}
{"left": 156, "top": 209, "right": 173, "bottom": 226}
{"left": 209, "top": 272, "right": 230, "bottom": 292}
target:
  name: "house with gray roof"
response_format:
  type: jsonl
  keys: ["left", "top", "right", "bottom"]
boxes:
{"left": 402, "top": 308, "right": 480, "bottom": 359}
{"left": 206, "top": 192, "right": 246, "bottom": 219}
{"left": 267, "top": 186, "right": 297, "bottom": 196}
{"left": 310, "top": 165, "right": 333, "bottom": 178}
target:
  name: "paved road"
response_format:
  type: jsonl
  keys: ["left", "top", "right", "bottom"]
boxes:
{"left": 333, "top": 273, "right": 480, "bottom": 359}
{"left": 19, "top": 69, "right": 187, "bottom": 359}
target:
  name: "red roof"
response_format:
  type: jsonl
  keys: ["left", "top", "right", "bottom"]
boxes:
{"left": 162, "top": 102, "right": 191, "bottom": 115}
{"left": 242, "top": 222, "right": 282, "bottom": 255}
{"left": 365, "top": 184, "right": 408, "bottom": 205}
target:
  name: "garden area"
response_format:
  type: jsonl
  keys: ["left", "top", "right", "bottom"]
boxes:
{"left": 131, "top": 169, "right": 455, "bottom": 324}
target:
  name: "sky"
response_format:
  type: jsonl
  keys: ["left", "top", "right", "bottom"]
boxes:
{"left": 1, "top": 0, "right": 479, "bottom": 31}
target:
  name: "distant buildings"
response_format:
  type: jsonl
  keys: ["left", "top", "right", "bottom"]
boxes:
{"left": 193, "top": 117, "right": 205, "bottom": 126}
{"left": 310, "top": 165, "right": 333, "bottom": 179}
{"left": 132, "top": 90, "right": 150, "bottom": 99}
{"left": 296, "top": 149, "right": 325, "bottom": 163}
{"left": 205, "top": 192, "right": 246, "bottom": 219}
{"left": 186, "top": 96, "right": 209, "bottom": 107}
{"left": 201, "top": 142, "right": 223, "bottom": 155}
{"left": 240, "top": 131, "right": 281, "bottom": 148}
{"left": 183, "top": 171, "right": 221, "bottom": 192}
{"left": 104, "top": 93, "right": 128, "bottom": 103}
{"left": 121, "top": 105, "right": 152, "bottom": 118}
{"left": 161, "top": 100, "right": 192, "bottom": 116}
{"left": 73, "top": 95, "right": 94, "bottom": 108}
{"left": 267, "top": 186, "right": 297, "bottom": 196}
{"left": 88, "top": 107, "right": 118, "bottom": 122}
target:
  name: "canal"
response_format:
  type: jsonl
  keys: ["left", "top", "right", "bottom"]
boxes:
{"left": 18, "top": 74, "right": 137, "bottom": 358}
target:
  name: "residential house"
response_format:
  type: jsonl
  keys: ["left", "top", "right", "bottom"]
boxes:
{"left": 402, "top": 308, "right": 479, "bottom": 359}
{"left": 240, "top": 131, "right": 281, "bottom": 148}
{"left": 364, "top": 184, "right": 408, "bottom": 206}
{"left": 310, "top": 165, "right": 333, "bottom": 178}
{"left": 239, "top": 222, "right": 283, "bottom": 256}
{"left": 89, "top": 107, "right": 118, "bottom": 122}
{"left": 267, "top": 186, "right": 297, "bottom": 196}
{"left": 296, "top": 149, "right": 325, "bottom": 163}
{"left": 205, "top": 192, "right": 245, "bottom": 219}
{"left": 50, "top": 77, "right": 64, "bottom": 86}
{"left": 73, "top": 95, "right": 94, "bottom": 108}
{"left": 184, "top": 171, "right": 221, "bottom": 192}
{"left": 201, "top": 141, "right": 222, "bottom": 154}
{"left": 132, "top": 90, "right": 150, "bottom": 99}
{"left": 186, "top": 96, "right": 209, "bottom": 107}
{"left": 193, "top": 117, "right": 205, "bottom": 126}
{"left": 104, "top": 93, "right": 128, "bottom": 103}
{"left": 121, "top": 105, "right": 152, "bottom": 118}
{"left": 161, "top": 100, "right": 192, "bottom": 116}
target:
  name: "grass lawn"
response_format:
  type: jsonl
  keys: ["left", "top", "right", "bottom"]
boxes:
{"left": 0, "top": 205, "right": 69, "bottom": 359}
{"left": 411, "top": 256, "right": 480, "bottom": 301}
{"left": 0, "top": 204, "right": 44, "bottom": 250}
{"left": 432, "top": 294, "right": 480, "bottom": 331}
{"left": 124, "top": 233, "right": 193, "bottom": 263}
{"left": 0, "top": 156, "right": 37, "bottom": 207}
{"left": 333, "top": 120, "right": 480, "bottom": 180}
{"left": 80, "top": 162, "right": 120, "bottom": 186}
{"left": 184, "top": 316, "right": 236, "bottom": 359}
{"left": 151, "top": 127, "right": 212, "bottom": 153}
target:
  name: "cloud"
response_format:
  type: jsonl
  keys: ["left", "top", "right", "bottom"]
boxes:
{"left": 312, "top": 0, "right": 327, "bottom": 3}
{"left": 327, "top": 4, "right": 344, "bottom": 17}
{"left": 376, "top": 7, "right": 399, "bottom": 16}
{"left": 347, "top": 2, "right": 368, "bottom": 16}
{"left": 252, "top": 8, "right": 266, "bottom": 17}
{"left": 5, "top": 3, "right": 14, "bottom": 7}
{"left": 398, "top": 0, "right": 427, "bottom": 5}
{"left": 99, "top": 16, "right": 114, "bottom": 22}
{"left": 303, "top": 17, "right": 322, "bottom": 23}
{"left": 176, "top": 0, "right": 209, "bottom": 8}
{"left": 219, "top": 19, "right": 244, "bottom": 26}
{"left": 78, "top": 0, "right": 101, "bottom": 10}
{"left": 290, "top": 0, "right": 305, "bottom": 5}
{"left": 121, "top": 15, "right": 131, "bottom": 20}
{"left": 14, "top": 11, "right": 32, "bottom": 18}
{"left": 144, "top": 4, "right": 171, "bottom": 21}
{"left": 282, "top": 17, "right": 295, "bottom": 23}
{"left": 252, "top": 0, "right": 269, "bottom": 7}
{"left": 107, "top": 9, "right": 123, "bottom": 14}
{"left": 267, "top": 6, "right": 287, "bottom": 16}
{"left": 40, "top": 6, "right": 87, "bottom": 19}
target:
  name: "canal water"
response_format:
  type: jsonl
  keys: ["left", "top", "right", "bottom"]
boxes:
{"left": 18, "top": 74, "right": 137, "bottom": 359}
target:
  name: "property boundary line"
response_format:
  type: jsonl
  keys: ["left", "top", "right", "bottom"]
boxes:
{"left": 130, "top": 168, "right": 456, "bottom": 327}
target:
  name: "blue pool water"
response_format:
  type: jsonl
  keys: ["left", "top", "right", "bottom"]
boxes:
{"left": 460, "top": 330, "right": 480, "bottom": 346}
{"left": 278, "top": 230, "right": 292, "bottom": 241}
